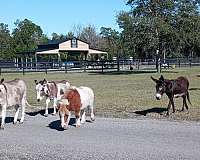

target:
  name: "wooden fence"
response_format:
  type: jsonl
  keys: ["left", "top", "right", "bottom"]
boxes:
{"left": 0, "top": 58, "right": 200, "bottom": 75}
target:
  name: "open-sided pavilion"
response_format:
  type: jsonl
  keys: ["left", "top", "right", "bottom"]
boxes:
{"left": 16, "top": 37, "right": 108, "bottom": 67}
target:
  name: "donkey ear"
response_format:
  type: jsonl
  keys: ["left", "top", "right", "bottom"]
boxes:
{"left": 34, "top": 80, "right": 38, "bottom": 84}
{"left": 0, "top": 78, "right": 4, "bottom": 84}
{"left": 43, "top": 78, "right": 47, "bottom": 83}
{"left": 159, "top": 75, "right": 165, "bottom": 81}
{"left": 151, "top": 76, "right": 158, "bottom": 83}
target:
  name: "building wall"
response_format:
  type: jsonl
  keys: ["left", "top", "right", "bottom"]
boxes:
{"left": 59, "top": 40, "right": 89, "bottom": 51}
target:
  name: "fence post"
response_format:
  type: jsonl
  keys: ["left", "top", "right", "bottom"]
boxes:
{"left": 65, "top": 63, "right": 67, "bottom": 73}
{"left": 0, "top": 67, "right": 1, "bottom": 75}
{"left": 137, "top": 59, "right": 140, "bottom": 70}
{"left": 101, "top": 60, "right": 104, "bottom": 73}
{"left": 84, "top": 60, "right": 86, "bottom": 72}
{"left": 45, "top": 63, "right": 47, "bottom": 74}
{"left": 22, "top": 64, "right": 25, "bottom": 75}
{"left": 160, "top": 62, "right": 162, "bottom": 73}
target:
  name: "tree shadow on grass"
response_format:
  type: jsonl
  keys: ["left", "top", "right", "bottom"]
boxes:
{"left": 26, "top": 108, "right": 56, "bottom": 116}
{"left": 88, "top": 70, "right": 178, "bottom": 75}
{"left": 88, "top": 70, "right": 157, "bottom": 75}
{"left": 48, "top": 118, "right": 76, "bottom": 131}
{"left": 189, "top": 88, "right": 200, "bottom": 91}
{"left": 134, "top": 107, "right": 168, "bottom": 116}
{"left": 160, "top": 70, "right": 179, "bottom": 74}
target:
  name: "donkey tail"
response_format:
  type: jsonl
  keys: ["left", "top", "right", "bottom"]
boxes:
{"left": 186, "top": 91, "right": 192, "bottom": 105}
{"left": 25, "top": 100, "right": 36, "bottom": 108}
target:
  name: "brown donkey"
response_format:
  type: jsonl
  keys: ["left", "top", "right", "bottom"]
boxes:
{"left": 151, "top": 75, "right": 191, "bottom": 115}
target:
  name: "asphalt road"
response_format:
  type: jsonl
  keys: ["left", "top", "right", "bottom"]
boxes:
{"left": 0, "top": 112, "right": 200, "bottom": 160}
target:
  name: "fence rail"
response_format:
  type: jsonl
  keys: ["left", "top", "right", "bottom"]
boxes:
{"left": 0, "top": 58, "right": 200, "bottom": 75}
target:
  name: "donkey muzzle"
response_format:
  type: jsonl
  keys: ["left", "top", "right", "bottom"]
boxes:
{"left": 156, "top": 93, "right": 162, "bottom": 100}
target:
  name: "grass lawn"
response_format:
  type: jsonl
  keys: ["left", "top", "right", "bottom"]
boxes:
{"left": 1, "top": 67, "right": 200, "bottom": 121}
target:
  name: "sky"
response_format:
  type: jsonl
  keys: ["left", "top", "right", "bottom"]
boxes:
{"left": 0, "top": 0, "right": 130, "bottom": 37}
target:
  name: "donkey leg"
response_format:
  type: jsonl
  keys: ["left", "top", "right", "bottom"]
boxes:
{"left": 182, "top": 96, "right": 186, "bottom": 111}
{"left": 20, "top": 98, "right": 26, "bottom": 124}
{"left": 171, "top": 98, "right": 175, "bottom": 113}
{"left": 75, "top": 110, "right": 81, "bottom": 128}
{"left": 90, "top": 105, "right": 95, "bottom": 121}
{"left": 44, "top": 98, "right": 50, "bottom": 117}
{"left": 80, "top": 110, "right": 86, "bottom": 124}
{"left": 60, "top": 112, "right": 67, "bottom": 129}
{"left": 52, "top": 98, "right": 57, "bottom": 115}
{"left": 13, "top": 105, "right": 20, "bottom": 124}
{"left": 183, "top": 95, "right": 189, "bottom": 111}
{"left": 0, "top": 104, "right": 6, "bottom": 129}
{"left": 166, "top": 100, "right": 171, "bottom": 115}
{"left": 64, "top": 112, "right": 71, "bottom": 129}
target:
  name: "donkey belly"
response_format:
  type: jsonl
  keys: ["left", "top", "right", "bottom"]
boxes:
{"left": 174, "top": 92, "right": 185, "bottom": 98}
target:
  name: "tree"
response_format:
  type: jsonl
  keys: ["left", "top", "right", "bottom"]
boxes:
{"left": 12, "top": 19, "right": 45, "bottom": 54}
{"left": 117, "top": 0, "right": 200, "bottom": 72}
{"left": 174, "top": 0, "right": 200, "bottom": 57}
{"left": 51, "top": 33, "right": 67, "bottom": 42}
{"left": 100, "top": 27, "right": 121, "bottom": 59}
{"left": 71, "top": 24, "right": 83, "bottom": 39}
{"left": 66, "top": 31, "right": 74, "bottom": 39}
{"left": 0, "top": 23, "right": 14, "bottom": 59}
{"left": 79, "top": 24, "right": 100, "bottom": 49}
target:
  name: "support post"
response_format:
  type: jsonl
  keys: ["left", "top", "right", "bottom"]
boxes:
{"left": 101, "top": 60, "right": 104, "bottom": 73}
{"left": 65, "top": 63, "right": 67, "bottom": 73}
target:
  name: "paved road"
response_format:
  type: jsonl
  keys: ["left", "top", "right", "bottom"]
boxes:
{"left": 0, "top": 113, "right": 200, "bottom": 160}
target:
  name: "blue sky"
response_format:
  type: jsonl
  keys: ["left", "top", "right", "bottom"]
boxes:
{"left": 0, "top": 0, "right": 130, "bottom": 37}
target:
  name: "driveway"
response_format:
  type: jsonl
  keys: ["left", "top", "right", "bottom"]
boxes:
{"left": 0, "top": 112, "right": 199, "bottom": 160}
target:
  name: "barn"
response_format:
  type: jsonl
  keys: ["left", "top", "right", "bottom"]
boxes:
{"left": 16, "top": 37, "right": 108, "bottom": 68}
{"left": 35, "top": 37, "right": 108, "bottom": 62}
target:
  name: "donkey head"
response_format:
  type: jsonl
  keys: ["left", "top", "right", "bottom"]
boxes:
{"left": 34, "top": 79, "right": 48, "bottom": 101}
{"left": 151, "top": 75, "right": 167, "bottom": 100}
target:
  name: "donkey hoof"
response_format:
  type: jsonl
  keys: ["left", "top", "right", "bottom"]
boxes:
{"left": 76, "top": 125, "right": 81, "bottom": 128}
{"left": 81, "top": 119, "right": 86, "bottom": 124}
{"left": 52, "top": 113, "right": 56, "bottom": 116}
{"left": 13, "top": 121, "right": 17, "bottom": 125}
{"left": 0, "top": 126, "right": 4, "bottom": 130}
{"left": 63, "top": 126, "right": 68, "bottom": 130}
{"left": 91, "top": 118, "right": 95, "bottom": 122}
{"left": 61, "top": 125, "right": 68, "bottom": 130}
{"left": 44, "top": 114, "right": 48, "bottom": 117}
{"left": 19, "top": 121, "right": 24, "bottom": 124}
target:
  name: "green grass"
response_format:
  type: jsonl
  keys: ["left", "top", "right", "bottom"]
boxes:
{"left": 1, "top": 67, "right": 200, "bottom": 121}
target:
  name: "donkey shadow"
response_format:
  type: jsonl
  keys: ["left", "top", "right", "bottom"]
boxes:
{"left": 48, "top": 118, "right": 76, "bottom": 131}
{"left": 0, "top": 117, "right": 19, "bottom": 124}
{"left": 26, "top": 108, "right": 56, "bottom": 117}
{"left": 0, "top": 117, "right": 14, "bottom": 124}
{"left": 134, "top": 107, "right": 168, "bottom": 116}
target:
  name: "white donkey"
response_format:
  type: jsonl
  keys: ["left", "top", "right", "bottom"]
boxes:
{"left": 0, "top": 78, "right": 28, "bottom": 129}
{"left": 57, "top": 86, "right": 95, "bottom": 129}
{"left": 34, "top": 79, "right": 70, "bottom": 116}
